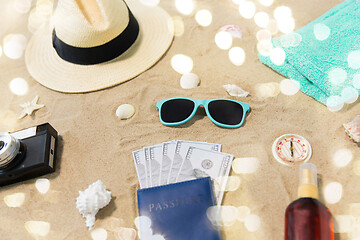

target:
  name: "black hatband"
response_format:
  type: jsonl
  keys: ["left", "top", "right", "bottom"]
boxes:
{"left": 52, "top": 8, "right": 139, "bottom": 65}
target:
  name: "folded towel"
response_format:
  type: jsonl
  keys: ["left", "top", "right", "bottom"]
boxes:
{"left": 258, "top": 0, "right": 360, "bottom": 106}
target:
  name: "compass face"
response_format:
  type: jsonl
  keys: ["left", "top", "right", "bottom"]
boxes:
{"left": 272, "top": 134, "right": 312, "bottom": 166}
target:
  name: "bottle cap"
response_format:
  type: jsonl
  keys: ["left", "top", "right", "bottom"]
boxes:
{"left": 299, "top": 163, "right": 317, "bottom": 187}
{"left": 297, "top": 163, "right": 319, "bottom": 199}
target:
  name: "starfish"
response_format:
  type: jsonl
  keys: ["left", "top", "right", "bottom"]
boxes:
{"left": 18, "top": 96, "right": 45, "bottom": 119}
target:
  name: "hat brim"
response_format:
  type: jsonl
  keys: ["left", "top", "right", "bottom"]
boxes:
{"left": 25, "top": 0, "right": 174, "bottom": 93}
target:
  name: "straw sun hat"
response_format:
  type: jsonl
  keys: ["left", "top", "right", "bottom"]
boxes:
{"left": 25, "top": 0, "right": 174, "bottom": 93}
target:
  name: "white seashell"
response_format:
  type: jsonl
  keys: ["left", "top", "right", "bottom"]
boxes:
{"left": 180, "top": 73, "right": 200, "bottom": 89}
{"left": 76, "top": 180, "right": 112, "bottom": 230}
{"left": 116, "top": 104, "right": 135, "bottom": 119}
{"left": 223, "top": 84, "right": 249, "bottom": 97}
{"left": 344, "top": 115, "right": 360, "bottom": 143}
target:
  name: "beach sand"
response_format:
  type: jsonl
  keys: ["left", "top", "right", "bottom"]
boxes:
{"left": 0, "top": 0, "right": 358, "bottom": 239}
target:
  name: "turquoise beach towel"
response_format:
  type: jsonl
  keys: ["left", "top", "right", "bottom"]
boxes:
{"left": 258, "top": 0, "right": 360, "bottom": 106}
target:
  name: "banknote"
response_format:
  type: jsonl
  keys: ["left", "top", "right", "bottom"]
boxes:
{"left": 147, "top": 144, "right": 163, "bottom": 187}
{"left": 182, "top": 147, "right": 233, "bottom": 205}
{"left": 132, "top": 149, "right": 148, "bottom": 189}
{"left": 162, "top": 141, "right": 177, "bottom": 185}
{"left": 173, "top": 141, "right": 221, "bottom": 183}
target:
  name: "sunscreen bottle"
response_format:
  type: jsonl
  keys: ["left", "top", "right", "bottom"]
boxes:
{"left": 284, "top": 163, "right": 334, "bottom": 240}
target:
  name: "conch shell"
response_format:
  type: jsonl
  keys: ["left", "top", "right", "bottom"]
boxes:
{"left": 76, "top": 180, "right": 111, "bottom": 230}
{"left": 344, "top": 115, "right": 360, "bottom": 143}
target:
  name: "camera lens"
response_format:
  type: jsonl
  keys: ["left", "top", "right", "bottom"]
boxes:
{"left": 0, "top": 133, "right": 22, "bottom": 169}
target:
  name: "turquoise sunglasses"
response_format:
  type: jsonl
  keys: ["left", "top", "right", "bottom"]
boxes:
{"left": 156, "top": 98, "right": 250, "bottom": 128}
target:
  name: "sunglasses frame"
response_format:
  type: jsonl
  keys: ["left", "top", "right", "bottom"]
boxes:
{"left": 156, "top": 98, "right": 250, "bottom": 128}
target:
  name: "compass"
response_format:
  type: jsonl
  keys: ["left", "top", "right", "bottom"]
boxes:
{"left": 272, "top": 134, "right": 312, "bottom": 166}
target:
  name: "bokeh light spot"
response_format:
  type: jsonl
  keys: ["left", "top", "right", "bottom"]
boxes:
{"left": 4, "top": 193, "right": 25, "bottom": 207}
{"left": 134, "top": 216, "right": 152, "bottom": 230}
{"left": 175, "top": 0, "right": 194, "bottom": 15}
{"left": 140, "top": 0, "right": 160, "bottom": 6}
{"left": 341, "top": 87, "right": 359, "bottom": 104}
{"left": 279, "top": 33, "right": 302, "bottom": 48}
{"left": 256, "top": 29, "right": 272, "bottom": 41}
{"left": 280, "top": 79, "right": 300, "bottom": 95}
{"left": 237, "top": 206, "right": 251, "bottom": 222}
{"left": 28, "top": 8, "right": 48, "bottom": 33}
{"left": 258, "top": 0, "right": 274, "bottom": 6}
{"left": 36, "top": 0, "right": 53, "bottom": 17}
{"left": 171, "top": 16, "right": 185, "bottom": 37}
{"left": 254, "top": 12, "right": 269, "bottom": 28}
{"left": 216, "top": 176, "right": 241, "bottom": 191}
{"left": 348, "top": 50, "right": 360, "bottom": 70}
{"left": 269, "top": 47, "right": 286, "bottom": 66}
{"left": 232, "top": 157, "right": 260, "bottom": 174}
{"left": 273, "top": 6, "right": 292, "bottom": 21}
{"left": 257, "top": 40, "right": 274, "bottom": 56}
{"left": 114, "top": 227, "right": 137, "bottom": 240}
{"left": 25, "top": 221, "right": 50, "bottom": 237}
{"left": 9, "top": 78, "right": 29, "bottom": 96}
{"left": 239, "top": 1, "right": 256, "bottom": 19}
{"left": 333, "top": 149, "right": 353, "bottom": 167}
{"left": 151, "top": 235, "right": 166, "bottom": 240}
{"left": 35, "top": 178, "right": 50, "bottom": 194}
{"left": 324, "top": 182, "right": 343, "bottom": 204}
{"left": 3, "top": 34, "right": 27, "bottom": 59}
{"left": 209, "top": 206, "right": 239, "bottom": 226}
{"left": 115, "top": 228, "right": 136, "bottom": 240}
{"left": 266, "top": 19, "right": 278, "bottom": 35}
{"left": 14, "top": 0, "right": 32, "bottom": 13}
{"left": 328, "top": 68, "right": 347, "bottom": 84}
{"left": 228, "top": 47, "right": 246, "bottom": 66}
{"left": 326, "top": 95, "right": 344, "bottom": 112}
{"left": 333, "top": 215, "right": 355, "bottom": 233}
{"left": 254, "top": 82, "right": 280, "bottom": 98}
{"left": 91, "top": 228, "right": 108, "bottom": 240}
{"left": 314, "top": 23, "right": 330, "bottom": 41}
{"left": 171, "top": 54, "right": 193, "bottom": 74}
{"left": 220, "top": 206, "right": 239, "bottom": 226}
{"left": 195, "top": 10, "right": 212, "bottom": 27}
{"left": 277, "top": 17, "right": 295, "bottom": 34}
{"left": 352, "top": 73, "right": 360, "bottom": 89}
{"left": 215, "top": 31, "right": 233, "bottom": 50}
{"left": 244, "top": 214, "right": 261, "bottom": 232}
{"left": 138, "top": 228, "right": 153, "bottom": 240}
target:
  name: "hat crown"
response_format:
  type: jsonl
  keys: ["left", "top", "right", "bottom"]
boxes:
{"left": 53, "top": 0, "right": 130, "bottom": 48}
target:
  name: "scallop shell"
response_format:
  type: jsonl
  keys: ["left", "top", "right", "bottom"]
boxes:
{"left": 344, "top": 115, "right": 360, "bottom": 143}
{"left": 180, "top": 73, "right": 200, "bottom": 89}
{"left": 116, "top": 104, "right": 135, "bottom": 119}
{"left": 76, "top": 180, "right": 111, "bottom": 230}
{"left": 219, "top": 25, "right": 242, "bottom": 39}
{"left": 223, "top": 84, "right": 249, "bottom": 97}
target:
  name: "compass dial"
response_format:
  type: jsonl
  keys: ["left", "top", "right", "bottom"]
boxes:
{"left": 272, "top": 134, "right": 312, "bottom": 166}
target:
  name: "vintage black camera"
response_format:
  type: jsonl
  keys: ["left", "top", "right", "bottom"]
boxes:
{"left": 0, "top": 123, "right": 58, "bottom": 187}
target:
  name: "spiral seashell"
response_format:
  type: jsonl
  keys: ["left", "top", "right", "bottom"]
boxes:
{"left": 76, "top": 180, "right": 111, "bottom": 230}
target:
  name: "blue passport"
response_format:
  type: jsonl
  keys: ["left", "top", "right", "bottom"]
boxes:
{"left": 137, "top": 177, "right": 222, "bottom": 240}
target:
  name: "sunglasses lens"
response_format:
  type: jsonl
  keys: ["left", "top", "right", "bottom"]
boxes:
{"left": 208, "top": 100, "right": 244, "bottom": 125}
{"left": 160, "top": 99, "right": 195, "bottom": 123}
